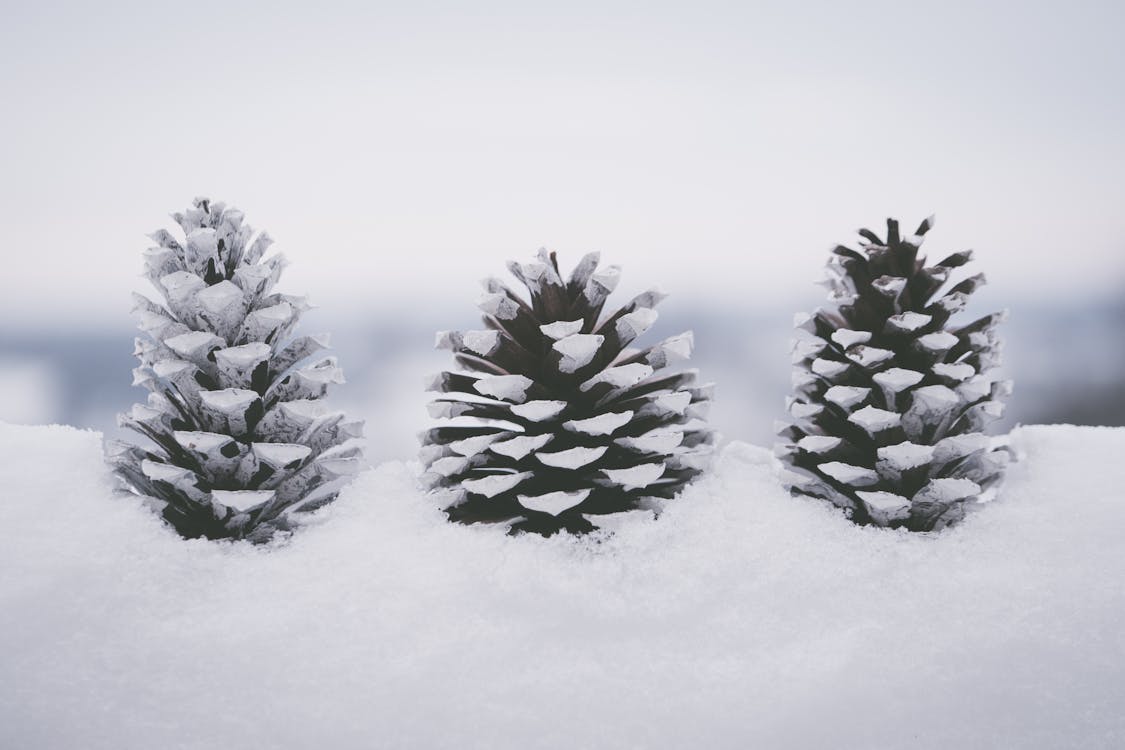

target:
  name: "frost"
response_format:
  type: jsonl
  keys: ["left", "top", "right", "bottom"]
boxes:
{"left": 535, "top": 446, "right": 608, "bottom": 469}
{"left": 824, "top": 385, "right": 870, "bottom": 409}
{"left": 601, "top": 462, "right": 666, "bottom": 490}
{"left": 516, "top": 488, "right": 591, "bottom": 516}
{"left": 509, "top": 400, "right": 567, "bottom": 422}
{"left": 563, "top": 411, "right": 634, "bottom": 436}
{"left": 553, "top": 334, "right": 604, "bottom": 373}
{"left": 472, "top": 375, "right": 534, "bottom": 403}
{"left": 831, "top": 329, "right": 871, "bottom": 348}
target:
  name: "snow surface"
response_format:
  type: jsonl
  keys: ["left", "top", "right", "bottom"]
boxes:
{"left": 1, "top": 422, "right": 1124, "bottom": 749}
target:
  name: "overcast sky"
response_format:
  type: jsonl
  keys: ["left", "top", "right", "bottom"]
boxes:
{"left": 2, "top": 0, "right": 1123, "bottom": 329}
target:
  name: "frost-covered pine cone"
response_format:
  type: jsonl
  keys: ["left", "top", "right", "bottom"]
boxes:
{"left": 777, "top": 217, "right": 1011, "bottom": 531}
{"left": 421, "top": 249, "right": 714, "bottom": 536}
{"left": 105, "top": 198, "right": 364, "bottom": 542}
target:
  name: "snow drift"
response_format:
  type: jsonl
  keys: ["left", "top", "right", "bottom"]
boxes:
{"left": 0, "top": 422, "right": 1122, "bottom": 749}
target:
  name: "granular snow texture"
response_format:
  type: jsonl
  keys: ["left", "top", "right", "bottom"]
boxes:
{"left": 0, "top": 422, "right": 1122, "bottom": 749}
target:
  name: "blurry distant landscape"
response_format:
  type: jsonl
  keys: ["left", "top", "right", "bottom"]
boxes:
{"left": 2, "top": 292, "right": 1122, "bottom": 464}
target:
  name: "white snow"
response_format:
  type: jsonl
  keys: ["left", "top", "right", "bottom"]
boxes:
{"left": 614, "top": 428, "right": 684, "bottom": 454}
{"left": 462, "top": 471, "right": 532, "bottom": 498}
{"left": 462, "top": 330, "right": 501, "bottom": 356}
{"left": 490, "top": 434, "right": 553, "bottom": 460}
{"left": 164, "top": 330, "right": 223, "bottom": 360}
{"left": 876, "top": 441, "right": 935, "bottom": 471}
{"left": 885, "top": 311, "right": 931, "bottom": 333}
{"left": 509, "top": 400, "right": 568, "bottom": 422}
{"left": 830, "top": 328, "right": 871, "bottom": 348}
{"left": 580, "top": 363, "right": 653, "bottom": 392}
{"left": 854, "top": 490, "right": 911, "bottom": 524}
{"left": 472, "top": 374, "right": 533, "bottom": 403}
{"left": 848, "top": 405, "right": 902, "bottom": 433}
{"left": 553, "top": 334, "right": 604, "bottom": 373}
{"left": 844, "top": 345, "right": 894, "bottom": 368}
{"left": 517, "top": 489, "right": 591, "bottom": 516}
{"left": 476, "top": 291, "right": 520, "bottom": 320}
{"left": 795, "top": 435, "right": 842, "bottom": 454}
{"left": 539, "top": 319, "right": 585, "bottom": 340}
{"left": 211, "top": 489, "right": 275, "bottom": 512}
{"left": 600, "top": 462, "right": 666, "bottom": 490}
{"left": 872, "top": 367, "right": 924, "bottom": 393}
{"left": 535, "top": 445, "right": 607, "bottom": 469}
{"left": 252, "top": 443, "right": 313, "bottom": 469}
{"left": 615, "top": 307, "right": 658, "bottom": 342}
{"left": 563, "top": 411, "right": 634, "bottom": 436}
{"left": 448, "top": 433, "right": 501, "bottom": 457}
{"left": 916, "top": 331, "right": 959, "bottom": 353}
{"left": 1, "top": 423, "right": 1123, "bottom": 749}
{"left": 818, "top": 461, "right": 879, "bottom": 486}
{"left": 810, "top": 358, "right": 849, "bottom": 378}
{"left": 823, "top": 385, "right": 869, "bottom": 409}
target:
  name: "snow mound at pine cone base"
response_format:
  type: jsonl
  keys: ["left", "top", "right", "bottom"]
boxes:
{"left": 1, "top": 421, "right": 1122, "bottom": 750}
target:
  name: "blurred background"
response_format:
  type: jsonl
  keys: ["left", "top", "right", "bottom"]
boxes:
{"left": 2, "top": 0, "right": 1123, "bottom": 462}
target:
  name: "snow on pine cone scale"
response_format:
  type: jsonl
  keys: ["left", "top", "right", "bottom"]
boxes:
{"left": 421, "top": 249, "right": 714, "bottom": 536}
{"left": 778, "top": 217, "right": 1011, "bottom": 531}
{"left": 105, "top": 198, "right": 364, "bottom": 542}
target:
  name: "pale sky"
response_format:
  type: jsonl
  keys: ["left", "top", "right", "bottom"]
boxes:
{"left": 2, "top": 0, "right": 1123, "bottom": 328}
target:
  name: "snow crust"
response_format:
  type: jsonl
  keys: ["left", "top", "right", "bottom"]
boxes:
{"left": 1, "top": 423, "right": 1123, "bottom": 750}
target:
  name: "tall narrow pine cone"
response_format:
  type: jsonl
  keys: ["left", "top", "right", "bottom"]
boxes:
{"left": 421, "top": 249, "right": 714, "bottom": 536}
{"left": 778, "top": 217, "right": 1011, "bottom": 531}
{"left": 105, "top": 198, "right": 364, "bottom": 542}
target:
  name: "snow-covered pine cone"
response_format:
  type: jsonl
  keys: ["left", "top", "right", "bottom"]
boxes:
{"left": 105, "top": 198, "right": 364, "bottom": 542}
{"left": 777, "top": 217, "right": 1011, "bottom": 531}
{"left": 421, "top": 249, "right": 714, "bottom": 536}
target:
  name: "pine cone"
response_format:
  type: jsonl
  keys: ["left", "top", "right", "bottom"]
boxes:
{"left": 777, "top": 217, "right": 1011, "bottom": 531}
{"left": 421, "top": 249, "right": 714, "bottom": 536}
{"left": 106, "top": 198, "right": 364, "bottom": 542}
